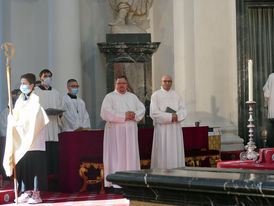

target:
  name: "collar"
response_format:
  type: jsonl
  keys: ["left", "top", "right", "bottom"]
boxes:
{"left": 114, "top": 89, "right": 127, "bottom": 95}
{"left": 67, "top": 93, "right": 77, "bottom": 99}
{"left": 23, "top": 90, "right": 33, "bottom": 101}
{"left": 39, "top": 85, "right": 52, "bottom": 90}
{"left": 160, "top": 86, "right": 172, "bottom": 93}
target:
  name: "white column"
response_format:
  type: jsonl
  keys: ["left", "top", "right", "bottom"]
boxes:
{"left": 0, "top": 0, "right": 3, "bottom": 110}
{"left": 151, "top": 0, "right": 174, "bottom": 91}
{"left": 48, "top": 0, "right": 82, "bottom": 97}
{"left": 173, "top": 0, "right": 196, "bottom": 113}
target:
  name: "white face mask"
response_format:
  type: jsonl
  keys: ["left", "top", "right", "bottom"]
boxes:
{"left": 43, "top": 77, "right": 52, "bottom": 86}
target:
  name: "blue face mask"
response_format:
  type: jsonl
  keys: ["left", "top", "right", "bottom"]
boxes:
{"left": 71, "top": 88, "right": 78, "bottom": 95}
{"left": 20, "top": 84, "right": 30, "bottom": 94}
{"left": 43, "top": 77, "right": 52, "bottom": 86}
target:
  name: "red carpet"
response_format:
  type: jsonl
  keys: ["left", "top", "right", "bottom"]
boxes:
{"left": 0, "top": 181, "right": 128, "bottom": 205}
{"left": 0, "top": 180, "right": 14, "bottom": 204}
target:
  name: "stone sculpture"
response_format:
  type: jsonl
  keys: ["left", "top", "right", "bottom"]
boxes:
{"left": 109, "top": 0, "right": 153, "bottom": 33}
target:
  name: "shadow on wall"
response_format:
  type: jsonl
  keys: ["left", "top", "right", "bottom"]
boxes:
{"left": 80, "top": 0, "right": 112, "bottom": 129}
{"left": 211, "top": 96, "right": 220, "bottom": 121}
{"left": 183, "top": 95, "right": 236, "bottom": 128}
{"left": 183, "top": 111, "right": 229, "bottom": 128}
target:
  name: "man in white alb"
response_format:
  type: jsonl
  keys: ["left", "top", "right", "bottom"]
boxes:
{"left": 100, "top": 76, "right": 145, "bottom": 188}
{"left": 150, "top": 75, "right": 187, "bottom": 169}
{"left": 263, "top": 73, "right": 274, "bottom": 118}
{"left": 62, "top": 79, "right": 90, "bottom": 131}
{"left": 263, "top": 73, "right": 274, "bottom": 147}
{"left": 35, "top": 69, "right": 63, "bottom": 175}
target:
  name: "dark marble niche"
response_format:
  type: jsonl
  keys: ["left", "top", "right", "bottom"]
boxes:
{"left": 98, "top": 34, "right": 160, "bottom": 127}
{"left": 107, "top": 167, "right": 274, "bottom": 206}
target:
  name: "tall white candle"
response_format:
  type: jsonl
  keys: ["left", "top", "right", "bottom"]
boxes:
{"left": 248, "top": 59, "right": 253, "bottom": 101}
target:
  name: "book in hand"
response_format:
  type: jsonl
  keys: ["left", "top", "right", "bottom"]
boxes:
{"left": 45, "top": 108, "right": 65, "bottom": 116}
{"left": 165, "top": 106, "right": 176, "bottom": 113}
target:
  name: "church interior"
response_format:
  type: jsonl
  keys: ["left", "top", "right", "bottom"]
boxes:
{"left": 1, "top": 0, "right": 274, "bottom": 205}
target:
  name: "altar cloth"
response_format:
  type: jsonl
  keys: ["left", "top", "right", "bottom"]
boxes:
{"left": 217, "top": 148, "right": 274, "bottom": 170}
{"left": 58, "top": 127, "right": 211, "bottom": 192}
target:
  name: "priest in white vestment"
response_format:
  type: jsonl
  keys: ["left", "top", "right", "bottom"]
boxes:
{"left": 150, "top": 75, "right": 187, "bottom": 169}
{"left": 100, "top": 76, "right": 145, "bottom": 188}
{"left": 35, "top": 69, "right": 63, "bottom": 175}
{"left": 263, "top": 73, "right": 274, "bottom": 118}
{"left": 62, "top": 79, "right": 90, "bottom": 131}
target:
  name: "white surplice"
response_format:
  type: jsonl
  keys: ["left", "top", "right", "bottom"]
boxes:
{"left": 263, "top": 73, "right": 274, "bottom": 118}
{"left": 3, "top": 92, "right": 49, "bottom": 176}
{"left": 100, "top": 90, "right": 145, "bottom": 187}
{"left": 150, "top": 87, "right": 187, "bottom": 169}
{"left": 0, "top": 107, "right": 9, "bottom": 137}
{"left": 62, "top": 94, "right": 91, "bottom": 131}
{"left": 35, "top": 87, "right": 63, "bottom": 142}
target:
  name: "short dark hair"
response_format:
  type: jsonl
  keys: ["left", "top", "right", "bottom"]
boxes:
{"left": 115, "top": 75, "right": 128, "bottom": 83}
{"left": 21, "top": 73, "right": 36, "bottom": 85}
{"left": 67, "top": 79, "right": 77, "bottom": 87}
{"left": 11, "top": 89, "right": 21, "bottom": 96}
{"left": 39, "top": 69, "right": 52, "bottom": 77}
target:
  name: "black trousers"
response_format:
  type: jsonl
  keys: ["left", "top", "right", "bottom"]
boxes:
{"left": 16, "top": 151, "right": 48, "bottom": 193}
{"left": 46, "top": 142, "right": 59, "bottom": 175}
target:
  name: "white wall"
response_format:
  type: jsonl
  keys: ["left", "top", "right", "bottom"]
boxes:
{"left": 79, "top": 0, "right": 112, "bottom": 128}
{"left": 151, "top": 0, "right": 238, "bottom": 131}
{"left": 49, "top": 0, "right": 82, "bottom": 97}
{"left": 10, "top": 0, "right": 49, "bottom": 88}
{"left": 0, "top": 0, "right": 239, "bottom": 135}
{"left": 151, "top": 0, "right": 174, "bottom": 90}
{"left": 1, "top": 0, "right": 49, "bottom": 109}
{"left": 193, "top": 0, "right": 238, "bottom": 128}
{"left": 174, "top": 0, "right": 195, "bottom": 113}
{"left": 0, "top": 0, "right": 112, "bottom": 129}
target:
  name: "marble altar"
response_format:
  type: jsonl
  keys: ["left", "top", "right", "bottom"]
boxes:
{"left": 107, "top": 167, "right": 274, "bottom": 205}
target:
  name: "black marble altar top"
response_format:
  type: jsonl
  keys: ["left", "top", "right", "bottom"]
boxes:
{"left": 107, "top": 167, "right": 274, "bottom": 205}
{"left": 98, "top": 33, "right": 160, "bottom": 63}
{"left": 106, "top": 33, "right": 151, "bottom": 43}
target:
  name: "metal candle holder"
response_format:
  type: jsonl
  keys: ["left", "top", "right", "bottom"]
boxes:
{"left": 240, "top": 101, "right": 259, "bottom": 161}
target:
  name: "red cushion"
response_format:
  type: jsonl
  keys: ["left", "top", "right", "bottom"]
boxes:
{"left": 258, "top": 148, "right": 274, "bottom": 164}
